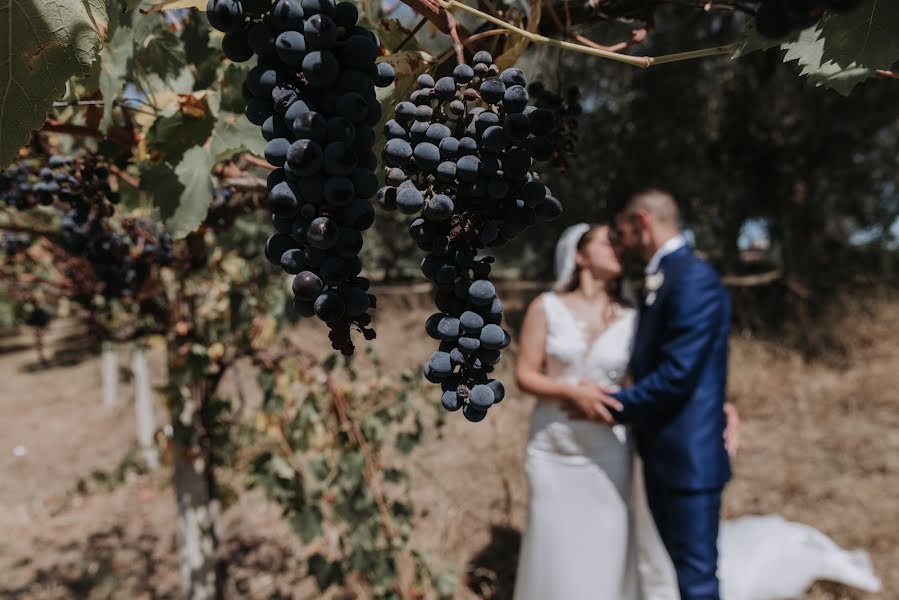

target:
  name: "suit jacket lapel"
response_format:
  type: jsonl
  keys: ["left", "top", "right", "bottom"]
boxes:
{"left": 631, "top": 246, "right": 692, "bottom": 376}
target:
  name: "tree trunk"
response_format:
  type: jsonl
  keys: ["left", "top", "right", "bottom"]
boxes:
{"left": 131, "top": 346, "right": 159, "bottom": 470}
{"left": 174, "top": 448, "right": 223, "bottom": 600}
{"left": 101, "top": 343, "right": 118, "bottom": 410}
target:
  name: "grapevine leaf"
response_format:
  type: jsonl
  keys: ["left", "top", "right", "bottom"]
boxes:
{"left": 0, "top": 0, "right": 109, "bottom": 166}
{"left": 219, "top": 60, "right": 255, "bottom": 113}
{"left": 736, "top": 0, "right": 898, "bottom": 94}
{"left": 210, "top": 110, "right": 265, "bottom": 160}
{"left": 147, "top": 96, "right": 216, "bottom": 163}
{"left": 782, "top": 27, "right": 874, "bottom": 96}
{"left": 733, "top": 26, "right": 799, "bottom": 58}
{"left": 307, "top": 554, "right": 344, "bottom": 591}
{"left": 289, "top": 505, "right": 324, "bottom": 543}
{"left": 140, "top": 161, "right": 183, "bottom": 216}
{"left": 182, "top": 10, "right": 218, "bottom": 90}
{"left": 818, "top": 0, "right": 899, "bottom": 70}
{"left": 99, "top": 25, "right": 135, "bottom": 131}
{"left": 133, "top": 12, "right": 188, "bottom": 82}
{"left": 143, "top": 146, "right": 214, "bottom": 238}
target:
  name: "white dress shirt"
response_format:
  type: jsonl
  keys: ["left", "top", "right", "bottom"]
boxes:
{"left": 645, "top": 233, "right": 687, "bottom": 274}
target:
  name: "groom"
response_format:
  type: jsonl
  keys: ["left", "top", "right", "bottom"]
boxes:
{"left": 599, "top": 188, "right": 732, "bottom": 600}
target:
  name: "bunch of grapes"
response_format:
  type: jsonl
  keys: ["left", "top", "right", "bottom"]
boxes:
{"left": 2, "top": 233, "right": 33, "bottom": 257}
{"left": 0, "top": 151, "right": 172, "bottom": 300}
{"left": 527, "top": 82, "right": 582, "bottom": 172}
{"left": 24, "top": 305, "right": 54, "bottom": 329}
{"left": 755, "top": 0, "right": 862, "bottom": 38}
{"left": 206, "top": 0, "right": 395, "bottom": 355}
{"left": 378, "top": 51, "right": 563, "bottom": 422}
{"left": 59, "top": 216, "right": 175, "bottom": 300}
{"left": 0, "top": 153, "right": 120, "bottom": 212}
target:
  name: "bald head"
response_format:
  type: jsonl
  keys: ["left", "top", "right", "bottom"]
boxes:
{"left": 625, "top": 188, "right": 680, "bottom": 227}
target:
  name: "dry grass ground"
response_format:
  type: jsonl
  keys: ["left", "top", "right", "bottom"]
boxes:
{"left": 0, "top": 290, "right": 896, "bottom": 599}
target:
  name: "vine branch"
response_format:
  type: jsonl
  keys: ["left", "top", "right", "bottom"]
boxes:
{"left": 429, "top": 0, "right": 738, "bottom": 67}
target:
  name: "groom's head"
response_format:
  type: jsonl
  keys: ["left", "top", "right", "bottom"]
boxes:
{"left": 614, "top": 188, "right": 680, "bottom": 263}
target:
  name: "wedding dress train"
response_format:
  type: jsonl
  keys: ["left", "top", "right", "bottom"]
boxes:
{"left": 512, "top": 292, "right": 881, "bottom": 600}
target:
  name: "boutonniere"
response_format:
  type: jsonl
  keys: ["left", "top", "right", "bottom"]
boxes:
{"left": 644, "top": 271, "right": 665, "bottom": 306}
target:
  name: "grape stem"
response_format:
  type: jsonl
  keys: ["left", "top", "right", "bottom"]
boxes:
{"left": 444, "top": 9, "right": 467, "bottom": 65}
{"left": 543, "top": 0, "right": 645, "bottom": 53}
{"left": 109, "top": 164, "right": 141, "bottom": 188}
{"left": 435, "top": 0, "right": 740, "bottom": 67}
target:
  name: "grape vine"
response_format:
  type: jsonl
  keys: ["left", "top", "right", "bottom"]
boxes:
{"left": 206, "top": 0, "right": 396, "bottom": 356}
{"left": 1, "top": 153, "right": 174, "bottom": 302}
{"left": 378, "top": 52, "right": 562, "bottom": 422}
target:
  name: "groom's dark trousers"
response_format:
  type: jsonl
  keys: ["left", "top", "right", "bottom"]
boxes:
{"left": 611, "top": 246, "right": 732, "bottom": 600}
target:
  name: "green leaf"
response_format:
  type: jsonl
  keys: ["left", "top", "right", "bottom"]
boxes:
{"left": 782, "top": 27, "right": 874, "bottom": 96}
{"left": 133, "top": 12, "right": 187, "bottom": 82}
{"left": 218, "top": 60, "right": 255, "bottom": 113}
{"left": 733, "top": 26, "right": 798, "bottom": 59}
{"left": 289, "top": 505, "right": 323, "bottom": 543}
{"left": 99, "top": 25, "right": 135, "bottom": 131}
{"left": 182, "top": 11, "right": 218, "bottom": 90}
{"left": 0, "top": 0, "right": 108, "bottom": 165}
{"left": 736, "top": 1, "right": 898, "bottom": 95}
{"left": 818, "top": 0, "right": 899, "bottom": 70}
{"left": 210, "top": 110, "right": 265, "bottom": 160}
{"left": 147, "top": 101, "right": 216, "bottom": 164}
{"left": 307, "top": 554, "right": 344, "bottom": 591}
{"left": 143, "top": 146, "right": 214, "bottom": 238}
{"left": 383, "top": 468, "right": 406, "bottom": 483}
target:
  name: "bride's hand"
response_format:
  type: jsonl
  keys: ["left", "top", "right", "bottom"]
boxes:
{"left": 562, "top": 383, "right": 619, "bottom": 425}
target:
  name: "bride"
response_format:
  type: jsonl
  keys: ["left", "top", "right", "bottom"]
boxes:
{"left": 511, "top": 223, "right": 881, "bottom": 600}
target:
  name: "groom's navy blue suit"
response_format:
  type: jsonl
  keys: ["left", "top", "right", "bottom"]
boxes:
{"left": 611, "top": 244, "right": 732, "bottom": 600}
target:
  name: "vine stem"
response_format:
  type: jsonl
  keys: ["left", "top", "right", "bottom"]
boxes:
{"left": 436, "top": 0, "right": 739, "bottom": 67}
{"left": 445, "top": 9, "right": 467, "bottom": 65}
{"left": 109, "top": 164, "right": 140, "bottom": 188}
{"left": 267, "top": 345, "right": 413, "bottom": 599}
{"left": 326, "top": 382, "right": 417, "bottom": 600}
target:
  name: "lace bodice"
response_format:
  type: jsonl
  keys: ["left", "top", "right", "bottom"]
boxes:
{"left": 541, "top": 292, "right": 636, "bottom": 390}
{"left": 527, "top": 292, "right": 637, "bottom": 460}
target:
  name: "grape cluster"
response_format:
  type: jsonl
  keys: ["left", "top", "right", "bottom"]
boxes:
{"left": 1, "top": 154, "right": 120, "bottom": 212}
{"left": 2, "top": 233, "right": 33, "bottom": 257}
{"left": 206, "top": 0, "right": 395, "bottom": 355}
{"left": 59, "top": 216, "right": 175, "bottom": 299}
{"left": 24, "top": 305, "right": 54, "bottom": 329}
{"left": 0, "top": 152, "right": 172, "bottom": 299}
{"left": 378, "top": 52, "right": 562, "bottom": 422}
{"left": 527, "top": 82, "right": 582, "bottom": 172}
{"left": 755, "top": 0, "right": 862, "bottom": 38}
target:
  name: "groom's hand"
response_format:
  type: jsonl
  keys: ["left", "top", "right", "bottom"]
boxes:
{"left": 593, "top": 386, "right": 624, "bottom": 424}
{"left": 562, "top": 382, "right": 619, "bottom": 425}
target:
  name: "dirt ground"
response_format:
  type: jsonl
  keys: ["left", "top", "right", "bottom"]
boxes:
{"left": 0, "top": 289, "right": 896, "bottom": 600}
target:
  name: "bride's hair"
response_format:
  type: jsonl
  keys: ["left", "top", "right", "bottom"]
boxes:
{"left": 563, "top": 225, "right": 633, "bottom": 306}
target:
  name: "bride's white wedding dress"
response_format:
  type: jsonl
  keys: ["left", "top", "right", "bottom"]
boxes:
{"left": 513, "top": 292, "right": 881, "bottom": 600}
